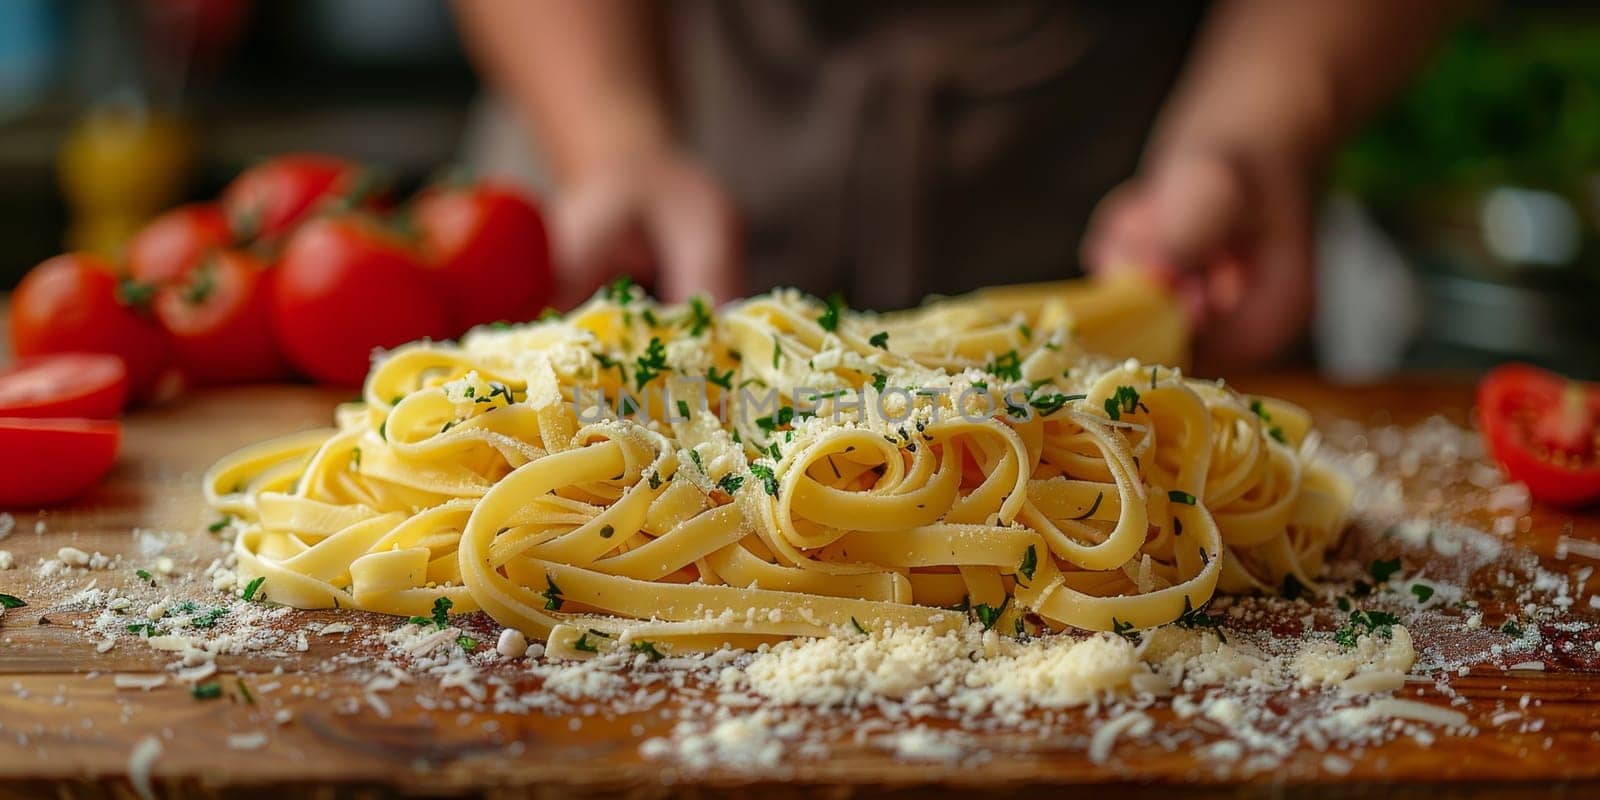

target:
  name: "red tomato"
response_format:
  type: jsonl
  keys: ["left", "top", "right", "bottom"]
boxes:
{"left": 9, "top": 254, "right": 176, "bottom": 405}
{"left": 1478, "top": 363, "right": 1600, "bottom": 507}
{"left": 413, "top": 182, "right": 554, "bottom": 332}
{"left": 152, "top": 250, "right": 290, "bottom": 385}
{"left": 126, "top": 203, "right": 233, "bottom": 286}
{"left": 221, "top": 153, "right": 364, "bottom": 241}
{"left": 0, "top": 354, "right": 128, "bottom": 419}
{"left": 271, "top": 215, "right": 450, "bottom": 386}
{"left": 0, "top": 417, "right": 121, "bottom": 507}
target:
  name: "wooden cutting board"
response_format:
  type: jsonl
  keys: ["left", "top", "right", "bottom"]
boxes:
{"left": 1, "top": 376, "right": 1598, "bottom": 799}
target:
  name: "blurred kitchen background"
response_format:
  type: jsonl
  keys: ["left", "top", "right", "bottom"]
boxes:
{"left": 0, "top": 0, "right": 1596, "bottom": 379}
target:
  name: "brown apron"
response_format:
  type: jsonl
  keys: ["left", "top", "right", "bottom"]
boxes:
{"left": 668, "top": 0, "right": 1207, "bottom": 308}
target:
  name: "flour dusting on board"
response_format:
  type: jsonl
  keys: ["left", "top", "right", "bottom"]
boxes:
{"left": 5, "top": 413, "right": 1598, "bottom": 779}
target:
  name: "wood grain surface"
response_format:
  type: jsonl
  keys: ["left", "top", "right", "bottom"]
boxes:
{"left": 1, "top": 375, "right": 1598, "bottom": 799}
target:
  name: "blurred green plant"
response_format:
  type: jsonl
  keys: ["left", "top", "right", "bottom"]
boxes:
{"left": 1337, "top": 21, "right": 1600, "bottom": 208}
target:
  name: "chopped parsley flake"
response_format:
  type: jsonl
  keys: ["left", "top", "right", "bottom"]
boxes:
{"left": 1104, "top": 385, "right": 1146, "bottom": 420}
{"left": 750, "top": 463, "right": 779, "bottom": 496}
{"left": 973, "top": 596, "right": 1010, "bottom": 631}
{"left": 208, "top": 516, "right": 232, "bottom": 533}
{"left": 816, "top": 293, "right": 845, "bottom": 333}
{"left": 409, "top": 596, "right": 452, "bottom": 629}
{"left": 542, "top": 575, "right": 565, "bottom": 611}
{"left": 1168, "top": 490, "right": 1197, "bottom": 506}
{"left": 1175, "top": 596, "right": 1227, "bottom": 642}
{"left": 456, "top": 635, "right": 478, "bottom": 651}
{"left": 1250, "top": 399, "right": 1287, "bottom": 443}
{"left": 241, "top": 576, "right": 266, "bottom": 602}
{"left": 572, "top": 633, "right": 599, "bottom": 653}
{"left": 605, "top": 276, "right": 635, "bottom": 305}
{"left": 850, "top": 617, "right": 869, "bottom": 635}
{"left": 1070, "top": 492, "right": 1104, "bottom": 521}
{"left": 986, "top": 350, "right": 1023, "bottom": 382}
{"left": 630, "top": 640, "right": 665, "bottom": 661}
{"left": 1334, "top": 609, "right": 1399, "bottom": 647}
{"left": 706, "top": 366, "right": 733, "bottom": 390}
{"left": 0, "top": 593, "right": 26, "bottom": 609}
{"left": 717, "top": 474, "right": 744, "bottom": 494}
{"left": 869, "top": 331, "right": 889, "bottom": 350}
{"left": 191, "top": 682, "right": 222, "bottom": 700}
{"left": 633, "top": 337, "right": 669, "bottom": 390}
{"left": 1369, "top": 557, "right": 1402, "bottom": 584}
{"left": 1411, "top": 583, "right": 1434, "bottom": 602}
{"left": 685, "top": 297, "right": 713, "bottom": 335}
{"left": 1112, "top": 617, "right": 1141, "bottom": 643}
{"left": 1018, "top": 545, "right": 1038, "bottom": 582}
{"left": 1281, "top": 573, "right": 1308, "bottom": 601}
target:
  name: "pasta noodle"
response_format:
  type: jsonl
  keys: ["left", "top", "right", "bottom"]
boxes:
{"left": 204, "top": 276, "right": 1350, "bottom": 658}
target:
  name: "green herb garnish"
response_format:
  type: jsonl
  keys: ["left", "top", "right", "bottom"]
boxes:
{"left": 1370, "top": 557, "right": 1402, "bottom": 584}
{"left": 191, "top": 682, "right": 222, "bottom": 700}
{"left": 542, "top": 575, "right": 565, "bottom": 611}
{"left": 633, "top": 337, "right": 669, "bottom": 390}
{"left": 869, "top": 331, "right": 889, "bottom": 350}
{"left": 1175, "top": 596, "right": 1227, "bottom": 642}
{"left": 986, "top": 350, "right": 1022, "bottom": 382}
{"left": 750, "top": 463, "right": 779, "bottom": 496}
{"left": 1281, "top": 573, "right": 1308, "bottom": 601}
{"left": 1104, "top": 385, "right": 1146, "bottom": 421}
{"left": 1112, "top": 617, "right": 1141, "bottom": 644}
{"left": 630, "top": 640, "right": 665, "bottom": 661}
{"left": 241, "top": 576, "right": 266, "bottom": 602}
{"left": 605, "top": 275, "right": 635, "bottom": 305}
{"left": 816, "top": 293, "right": 845, "bottom": 333}
{"left": 1018, "top": 545, "right": 1038, "bottom": 582}
{"left": 686, "top": 297, "right": 713, "bottom": 335}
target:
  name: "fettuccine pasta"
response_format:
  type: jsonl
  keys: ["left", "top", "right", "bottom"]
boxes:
{"left": 205, "top": 277, "right": 1349, "bottom": 657}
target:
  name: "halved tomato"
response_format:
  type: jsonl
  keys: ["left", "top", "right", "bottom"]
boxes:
{"left": 0, "top": 417, "right": 121, "bottom": 507}
{"left": 0, "top": 354, "right": 128, "bottom": 419}
{"left": 9, "top": 253, "right": 177, "bottom": 404}
{"left": 1478, "top": 363, "right": 1600, "bottom": 507}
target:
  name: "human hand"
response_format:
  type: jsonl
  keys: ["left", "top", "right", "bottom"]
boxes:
{"left": 551, "top": 150, "right": 743, "bottom": 308}
{"left": 1081, "top": 145, "right": 1315, "bottom": 369}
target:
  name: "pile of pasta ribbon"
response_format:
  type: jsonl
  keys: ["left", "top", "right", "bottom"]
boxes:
{"left": 205, "top": 278, "right": 1350, "bottom": 657}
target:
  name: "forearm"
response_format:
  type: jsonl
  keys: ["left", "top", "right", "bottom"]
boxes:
{"left": 452, "top": 0, "right": 674, "bottom": 183}
{"left": 1148, "top": 0, "right": 1459, "bottom": 170}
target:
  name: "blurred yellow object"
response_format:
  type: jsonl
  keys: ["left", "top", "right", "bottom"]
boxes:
{"left": 963, "top": 274, "right": 1191, "bottom": 370}
{"left": 58, "top": 106, "right": 196, "bottom": 256}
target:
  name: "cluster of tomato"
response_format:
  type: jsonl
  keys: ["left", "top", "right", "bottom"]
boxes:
{"left": 1, "top": 153, "right": 554, "bottom": 506}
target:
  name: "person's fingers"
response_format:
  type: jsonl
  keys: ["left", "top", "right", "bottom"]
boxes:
{"left": 1191, "top": 187, "right": 1313, "bottom": 369}
{"left": 549, "top": 177, "right": 654, "bottom": 308}
{"left": 1082, "top": 183, "right": 1168, "bottom": 278}
{"left": 1082, "top": 183, "right": 1210, "bottom": 327}
{"left": 1145, "top": 151, "right": 1253, "bottom": 276}
{"left": 645, "top": 167, "right": 743, "bottom": 304}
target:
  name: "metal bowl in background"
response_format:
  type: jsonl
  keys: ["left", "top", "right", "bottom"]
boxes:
{"left": 1376, "top": 184, "right": 1600, "bottom": 379}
